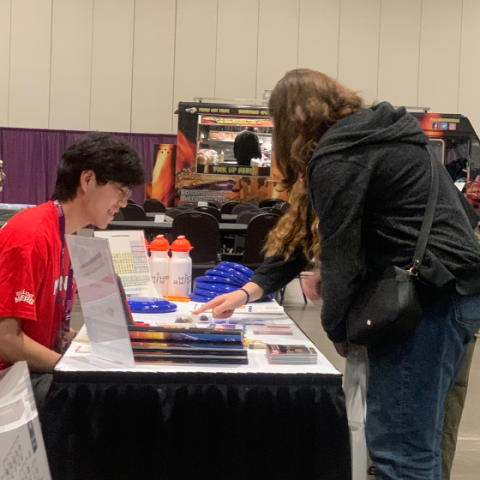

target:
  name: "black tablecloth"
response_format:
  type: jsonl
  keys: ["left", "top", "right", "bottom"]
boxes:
{"left": 42, "top": 373, "right": 351, "bottom": 480}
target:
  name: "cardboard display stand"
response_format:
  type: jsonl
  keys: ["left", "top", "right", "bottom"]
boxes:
{"left": 0, "top": 362, "right": 52, "bottom": 480}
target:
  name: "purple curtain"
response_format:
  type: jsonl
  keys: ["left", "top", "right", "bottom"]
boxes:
{"left": 0, "top": 127, "right": 177, "bottom": 206}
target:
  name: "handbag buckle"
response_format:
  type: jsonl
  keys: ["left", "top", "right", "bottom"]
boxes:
{"left": 408, "top": 267, "right": 419, "bottom": 277}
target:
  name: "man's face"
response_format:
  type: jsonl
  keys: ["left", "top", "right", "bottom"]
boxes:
{"left": 83, "top": 178, "right": 130, "bottom": 229}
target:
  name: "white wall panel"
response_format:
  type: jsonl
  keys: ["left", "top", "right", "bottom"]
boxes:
{"left": 215, "top": 0, "right": 258, "bottom": 100}
{"left": 131, "top": 0, "right": 176, "bottom": 134}
{"left": 256, "top": 0, "right": 299, "bottom": 98}
{"left": 298, "top": 0, "right": 340, "bottom": 79}
{"left": 377, "top": 0, "right": 421, "bottom": 107}
{"left": 90, "top": 0, "right": 135, "bottom": 132}
{"left": 338, "top": 0, "right": 381, "bottom": 105}
{"left": 173, "top": 0, "right": 218, "bottom": 127}
{"left": 0, "top": 0, "right": 11, "bottom": 126}
{"left": 418, "top": 0, "right": 462, "bottom": 113}
{"left": 9, "top": 0, "right": 51, "bottom": 128}
{"left": 458, "top": 0, "right": 480, "bottom": 133}
{"left": 49, "top": 0, "right": 93, "bottom": 130}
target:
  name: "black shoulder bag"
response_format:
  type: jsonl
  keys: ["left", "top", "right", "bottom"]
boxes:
{"left": 346, "top": 147, "right": 439, "bottom": 348}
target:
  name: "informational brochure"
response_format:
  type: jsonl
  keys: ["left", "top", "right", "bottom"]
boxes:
{"left": 0, "top": 362, "right": 52, "bottom": 480}
{"left": 65, "top": 235, "right": 135, "bottom": 367}
{"left": 94, "top": 230, "right": 152, "bottom": 295}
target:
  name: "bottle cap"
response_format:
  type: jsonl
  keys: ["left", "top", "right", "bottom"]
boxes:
{"left": 171, "top": 235, "right": 193, "bottom": 252}
{"left": 149, "top": 234, "right": 170, "bottom": 251}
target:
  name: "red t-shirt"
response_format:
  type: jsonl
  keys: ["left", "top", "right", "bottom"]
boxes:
{"left": 0, "top": 202, "right": 72, "bottom": 371}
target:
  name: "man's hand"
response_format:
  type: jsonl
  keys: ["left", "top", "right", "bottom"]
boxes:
{"left": 333, "top": 341, "right": 349, "bottom": 358}
{"left": 0, "top": 317, "right": 61, "bottom": 372}
{"left": 65, "top": 328, "right": 77, "bottom": 348}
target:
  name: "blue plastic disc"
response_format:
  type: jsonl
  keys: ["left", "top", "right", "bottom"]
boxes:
{"left": 204, "top": 268, "right": 250, "bottom": 284}
{"left": 193, "top": 282, "right": 236, "bottom": 293}
{"left": 127, "top": 297, "right": 177, "bottom": 314}
{"left": 219, "top": 262, "right": 254, "bottom": 277}
{"left": 212, "top": 265, "right": 251, "bottom": 283}
{"left": 195, "top": 275, "right": 244, "bottom": 287}
{"left": 189, "top": 293, "right": 215, "bottom": 302}
{"left": 193, "top": 287, "right": 221, "bottom": 298}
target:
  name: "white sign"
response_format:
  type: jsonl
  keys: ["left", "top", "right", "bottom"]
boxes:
{"left": 0, "top": 362, "right": 52, "bottom": 480}
{"left": 94, "top": 230, "right": 152, "bottom": 295}
{"left": 65, "top": 235, "right": 135, "bottom": 367}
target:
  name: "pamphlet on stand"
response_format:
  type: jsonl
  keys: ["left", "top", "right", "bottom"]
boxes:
{"left": 0, "top": 361, "right": 52, "bottom": 480}
{"left": 94, "top": 230, "right": 157, "bottom": 296}
{"left": 65, "top": 235, "right": 135, "bottom": 368}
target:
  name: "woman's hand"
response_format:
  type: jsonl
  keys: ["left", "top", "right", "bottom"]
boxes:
{"left": 333, "top": 341, "right": 349, "bottom": 358}
{"left": 300, "top": 268, "right": 321, "bottom": 302}
{"left": 192, "top": 282, "right": 265, "bottom": 318}
{"left": 192, "top": 290, "right": 249, "bottom": 319}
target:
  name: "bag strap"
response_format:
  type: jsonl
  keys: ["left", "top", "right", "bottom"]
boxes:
{"left": 410, "top": 146, "right": 439, "bottom": 274}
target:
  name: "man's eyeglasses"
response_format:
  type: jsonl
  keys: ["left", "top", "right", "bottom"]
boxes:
{"left": 110, "top": 182, "right": 132, "bottom": 201}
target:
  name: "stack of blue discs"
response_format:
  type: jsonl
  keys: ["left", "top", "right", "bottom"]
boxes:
{"left": 190, "top": 262, "right": 254, "bottom": 303}
{"left": 127, "top": 297, "right": 177, "bottom": 314}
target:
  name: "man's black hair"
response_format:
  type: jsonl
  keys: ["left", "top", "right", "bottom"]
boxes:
{"left": 52, "top": 132, "right": 145, "bottom": 202}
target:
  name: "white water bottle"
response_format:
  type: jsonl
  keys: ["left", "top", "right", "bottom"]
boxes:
{"left": 168, "top": 236, "right": 193, "bottom": 297}
{"left": 149, "top": 235, "right": 170, "bottom": 297}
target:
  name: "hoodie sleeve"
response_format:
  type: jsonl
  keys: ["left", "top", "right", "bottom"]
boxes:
{"left": 251, "top": 249, "right": 309, "bottom": 296}
{"left": 309, "top": 156, "right": 372, "bottom": 342}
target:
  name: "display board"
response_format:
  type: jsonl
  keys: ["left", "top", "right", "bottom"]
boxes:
{"left": 145, "top": 144, "right": 176, "bottom": 207}
{"left": 412, "top": 111, "right": 480, "bottom": 215}
{"left": 65, "top": 235, "right": 135, "bottom": 368}
{"left": 173, "top": 102, "right": 289, "bottom": 206}
{"left": 94, "top": 230, "right": 153, "bottom": 296}
{"left": 0, "top": 362, "right": 52, "bottom": 480}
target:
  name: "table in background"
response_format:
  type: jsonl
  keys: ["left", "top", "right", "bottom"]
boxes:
{"left": 0, "top": 203, "right": 35, "bottom": 222}
{"left": 41, "top": 303, "right": 351, "bottom": 480}
{"left": 105, "top": 220, "right": 247, "bottom": 236}
{"left": 146, "top": 212, "right": 238, "bottom": 222}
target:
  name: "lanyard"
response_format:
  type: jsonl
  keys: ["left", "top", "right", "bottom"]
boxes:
{"left": 53, "top": 201, "right": 74, "bottom": 342}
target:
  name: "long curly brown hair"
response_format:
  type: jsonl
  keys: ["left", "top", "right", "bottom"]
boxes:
{"left": 264, "top": 69, "right": 363, "bottom": 261}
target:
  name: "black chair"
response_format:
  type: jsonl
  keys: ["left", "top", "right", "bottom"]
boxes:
{"left": 231, "top": 210, "right": 267, "bottom": 252}
{"left": 178, "top": 202, "right": 198, "bottom": 209}
{"left": 260, "top": 207, "right": 283, "bottom": 216}
{"left": 143, "top": 198, "right": 167, "bottom": 213}
{"left": 127, "top": 198, "right": 137, "bottom": 205}
{"left": 274, "top": 201, "right": 290, "bottom": 214}
{"left": 220, "top": 201, "right": 240, "bottom": 214}
{"left": 167, "top": 208, "right": 188, "bottom": 219}
{"left": 207, "top": 201, "right": 222, "bottom": 209}
{"left": 113, "top": 210, "right": 124, "bottom": 221}
{"left": 194, "top": 206, "right": 222, "bottom": 222}
{"left": 222, "top": 213, "right": 280, "bottom": 271}
{"left": 242, "top": 213, "right": 281, "bottom": 269}
{"left": 236, "top": 209, "right": 264, "bottom": 225}
{"left": 120, "top": 204, "right": 147, "bottom": 221}
{"left": 259, "top": 198, "right": 286, "bottom": 209}
{"left": 172, "top": 211, "right": 221, "bottom": 279}
{"left": 231, "top": 203, "right": 260, "bottom": 215}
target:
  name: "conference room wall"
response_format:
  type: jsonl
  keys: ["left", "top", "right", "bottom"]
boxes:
{"left": 1, "top": 0, "right": 479, "bottom": 135}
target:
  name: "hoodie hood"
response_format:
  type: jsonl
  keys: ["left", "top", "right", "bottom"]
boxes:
{"left": 312, "top": 102, "right": 429, "bottom": 159}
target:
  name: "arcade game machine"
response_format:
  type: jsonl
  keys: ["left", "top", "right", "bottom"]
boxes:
{"left": 412, "top": 110, "right": 480, "bottom": 217}
{"left": 172, "top": 101, "right": 289, "bottom": 206}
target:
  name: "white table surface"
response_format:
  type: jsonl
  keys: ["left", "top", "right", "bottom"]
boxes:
{"left": 56, "top": 301, "right": 340, "bottom": 376}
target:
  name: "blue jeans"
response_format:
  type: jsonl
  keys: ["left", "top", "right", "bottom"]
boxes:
{"left": 366, "top": 288, "right": 480, "bottom": 480}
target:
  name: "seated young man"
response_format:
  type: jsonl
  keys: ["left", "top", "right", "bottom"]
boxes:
{"left": 0, "top": 132, "right": 145, "bottom": 373}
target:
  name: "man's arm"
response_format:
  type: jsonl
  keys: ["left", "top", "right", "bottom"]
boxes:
{"left": 0, "top": 317, "right": 61, "bottom": 373}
